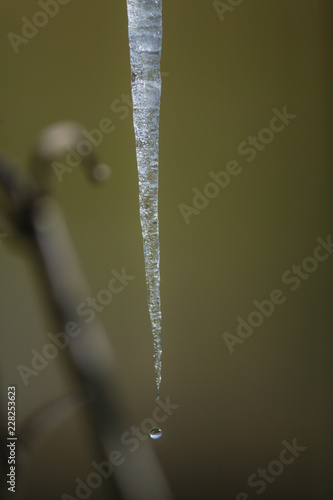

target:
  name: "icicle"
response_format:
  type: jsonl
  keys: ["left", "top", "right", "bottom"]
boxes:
{"left": 126, "top": 0, "right": 163, "bottom": 398}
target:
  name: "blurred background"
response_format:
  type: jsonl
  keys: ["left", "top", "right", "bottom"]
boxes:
{"left": 0, "top": 0, "right": 332, "bottom": 498}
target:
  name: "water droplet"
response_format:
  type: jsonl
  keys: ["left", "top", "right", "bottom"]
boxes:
{"left": 150, "top": 427, "right": 162, "bottom": 440}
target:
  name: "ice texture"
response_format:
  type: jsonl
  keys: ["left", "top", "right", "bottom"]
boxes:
{"left": 126, "top": 0, "right": 162, "bottom": 397}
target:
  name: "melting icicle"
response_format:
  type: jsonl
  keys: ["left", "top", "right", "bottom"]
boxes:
{"left": 126, "top": 0, "right": 163, "bottom": 398}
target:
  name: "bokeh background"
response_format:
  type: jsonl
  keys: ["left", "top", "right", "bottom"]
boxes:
{"left": 0, "top": 0, "right": 332, "bottom": 498}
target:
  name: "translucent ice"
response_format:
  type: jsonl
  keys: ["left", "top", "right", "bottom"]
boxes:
{"left": 126, "top": 0, "right": 163, "bottom": 397}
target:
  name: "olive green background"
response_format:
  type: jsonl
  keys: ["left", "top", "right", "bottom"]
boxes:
{"left": 0, "top": 1, "right": 332, "bottom": 499}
